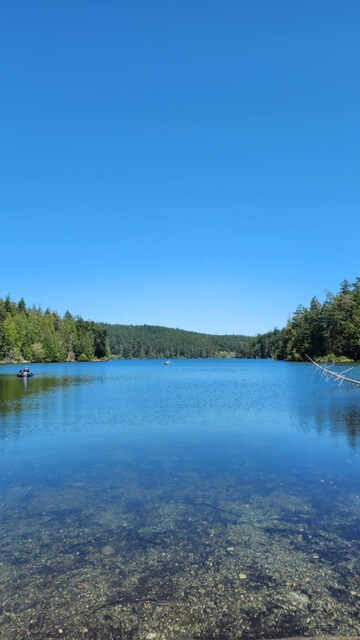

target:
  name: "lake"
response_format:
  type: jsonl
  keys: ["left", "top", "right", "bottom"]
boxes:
{"left": 0, "top": 359, "right": 360, "bottom": 640}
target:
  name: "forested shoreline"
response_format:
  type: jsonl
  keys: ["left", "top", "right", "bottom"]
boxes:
{"left": 0, "top": 297, "right": 109, "bottom": 363}
{"left": 277, "top": 278, "right": 360, "bottom": 362}
{"left": 1, "top": 278, "right": 359, "bottom": 363}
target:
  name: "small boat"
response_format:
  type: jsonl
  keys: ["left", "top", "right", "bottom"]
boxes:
{"left": 17, "top": 367, "right": 34, "bottom": 378}
{"left": 163, "top": 360, "right": 172, "bottom": 365}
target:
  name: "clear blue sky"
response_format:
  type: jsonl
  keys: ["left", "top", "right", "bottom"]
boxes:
{"left": 1, "top": 1, "right": 359, "bottom": 334}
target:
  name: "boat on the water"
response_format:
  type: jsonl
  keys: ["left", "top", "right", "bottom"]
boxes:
{"left": 163, "top": 360, "right": 172, "bottom": 365}
{"left": 17, "top": 367, "right": 34, "bottom": 378}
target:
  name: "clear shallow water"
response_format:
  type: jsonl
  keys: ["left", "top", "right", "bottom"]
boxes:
{"left": 0, "top": 359, "right": 360, "bottom": 640}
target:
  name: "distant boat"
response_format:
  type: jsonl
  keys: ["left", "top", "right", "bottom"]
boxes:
{"left": 163, "top": 360, "right": 172, "bottom": 365}
{"left": 17, "top": 367, "right": 34, "bottom": 378}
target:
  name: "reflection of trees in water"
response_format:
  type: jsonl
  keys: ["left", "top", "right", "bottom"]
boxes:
{"left": 0, "top": 374, "right": 92, "bottom": 427}
{"left": 288, "top": 372, "right": 360, "bottom": 449}
{"left": 1, "top": 375, "right": 70, "bottom": 405}
{"left": 314, "top": 405, "right": 360, "bottom": 448}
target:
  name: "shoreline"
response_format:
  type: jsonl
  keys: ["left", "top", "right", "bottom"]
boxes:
{"left": 1, "top": 356, "right": 360, "bottom": 366}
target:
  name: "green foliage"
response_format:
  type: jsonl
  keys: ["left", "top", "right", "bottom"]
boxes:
{"left": 1, "top": 278, "right": 358, "bottom": 364}
{"left": 317, "top": 354, "right": 354, "bottom": 364}
{"left": 106, "top": 324, "right": 254, "bottom": 360}
{"left": 0, "top": 297, "right": 109, "bottom": 363}
{"left": 93, "top": 324, "right": 110, "bottom": 359}
{"left": 247, "top": 328, "right": 286, "bottom": 359}
{"left": 281, "top": 278, "right": 360, "bottom": 361}
{"left": 31, "top": 342, "right": 46, "bottom": 362}
{"left": 0, "top": 314, "right": 18, "bottom": 357}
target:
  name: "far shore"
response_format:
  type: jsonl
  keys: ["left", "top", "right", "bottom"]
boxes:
{"left": 1, "top": 355, "right": 360, "bottom": 366}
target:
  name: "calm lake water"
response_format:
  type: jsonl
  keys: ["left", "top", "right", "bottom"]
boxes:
{"left": 0, "top": 359, "right": 360, "bottom": 640}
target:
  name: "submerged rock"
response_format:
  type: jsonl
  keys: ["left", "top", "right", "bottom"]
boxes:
{"left": 101, "top": 545, "right": 115, "bottom": 556}
{"left": 279, "top": 590, "right": 310, "bottom": 611}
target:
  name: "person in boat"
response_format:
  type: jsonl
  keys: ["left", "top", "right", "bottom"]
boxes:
{"left": 17, "top": 366, "right": 33, "bottom": 377}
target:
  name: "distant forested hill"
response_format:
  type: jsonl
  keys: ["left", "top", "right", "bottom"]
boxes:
{"left": 105, "top": 324, "right": 255, "bottom": 359}
{"left": 1, "top": 277, "right": 359, "bottom": 363}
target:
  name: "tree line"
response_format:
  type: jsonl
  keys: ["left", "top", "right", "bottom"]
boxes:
{"left": 276, "top": 278, "right": 360, "bottom": 362}
{"left": 105, "top": 323, "right": 253, "bottom": 359}
{"left": 0, "top": 296, "right": 109, "bottom": 363}
{"left": 105, "top": 278, "right": 360, "bottom": 361}
{"left": 1, "top": 278, "right": 359, "bottom": 363}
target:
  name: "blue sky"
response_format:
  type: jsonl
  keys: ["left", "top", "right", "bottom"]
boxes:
{"left": 1, "top": 1, "right": 359, "bottom": 334}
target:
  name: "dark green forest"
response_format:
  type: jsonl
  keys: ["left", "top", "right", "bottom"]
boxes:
{"left": 1, "top": 278, "right": 359, "bottom": 363}
{"left": 105, "top": 324, "right": 253, "bottom": 359}
{"left": 277, "top": 278, "right": 360, "bottom": 362}
{"left": 0, "top": 296, "right": 109, "bottom": 363}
